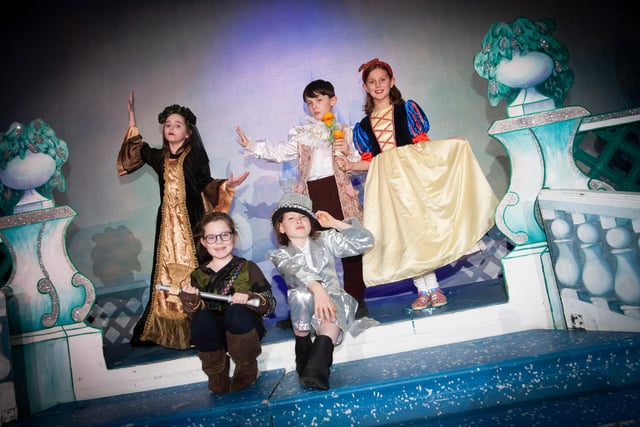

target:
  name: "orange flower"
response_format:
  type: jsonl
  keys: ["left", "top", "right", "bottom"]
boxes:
{"left": 322, "top": 112, "right": 335, "bottom": 127}
{"left": 321, "top": 112, "right": 340, "bottom": 144}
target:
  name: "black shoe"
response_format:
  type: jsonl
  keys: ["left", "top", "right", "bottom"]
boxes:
{"left": 276, "top": 318, "right": 292, "bottom": 329}
{"left": 300, "top": 335, "right": 334, "bottom": 390}
{"left": 295, "top": 335, "right": 313, "bottom": 376}
{"left": 355, "top": 299, "right": 369, "bottom": 319}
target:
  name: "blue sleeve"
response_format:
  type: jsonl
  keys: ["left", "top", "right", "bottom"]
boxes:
{"left": 405, "top": 100, "right": 430, "bottom": 138}
{"left": 353, "top": 122, "right": 372, "bottom": 155}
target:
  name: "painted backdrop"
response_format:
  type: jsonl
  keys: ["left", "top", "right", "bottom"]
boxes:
{"left": 1, "top": 0, "right": 636, "bottom": 291}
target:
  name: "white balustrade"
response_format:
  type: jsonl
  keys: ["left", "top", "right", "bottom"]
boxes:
{"left": 539, "top": 189, "right": 640, "bottom": 331}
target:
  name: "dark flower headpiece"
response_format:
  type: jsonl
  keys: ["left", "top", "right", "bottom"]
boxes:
{"left": 158, "top": 104, "right": 197, "bottom": 128}
{"left": 358, "top": 58, "right": 394, "bottom": 82}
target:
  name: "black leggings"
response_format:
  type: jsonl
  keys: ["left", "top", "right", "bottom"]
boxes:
{"left": 190, "top": 304, "right": 265, "bottom": 352}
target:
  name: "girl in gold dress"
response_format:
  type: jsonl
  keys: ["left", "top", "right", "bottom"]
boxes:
{"left": 117, "top": 90, "right": 249, "bottom": 348}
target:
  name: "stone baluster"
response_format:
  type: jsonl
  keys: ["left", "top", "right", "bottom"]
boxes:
{"left": 549, "top": 217, "right": 581, "bottom": 292}
{"left": 607, "top": 224, "right": 640, "bottom": 317}
{"left": 540, "top": 190, "right": 640, "bottom": 332}
{"left": 576, "top": 220, "right": 615, "bottom": 309}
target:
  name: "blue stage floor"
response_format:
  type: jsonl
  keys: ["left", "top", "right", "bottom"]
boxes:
{"left": 12, "top": 279, "right": 640, "bottom": 426}
{"left": 17, "top": 328, "right": 640, "bottom": 427}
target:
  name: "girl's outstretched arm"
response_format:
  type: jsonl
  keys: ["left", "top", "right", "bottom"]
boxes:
{"left": 128, "top": 90, "right": 137, "bottom": 128}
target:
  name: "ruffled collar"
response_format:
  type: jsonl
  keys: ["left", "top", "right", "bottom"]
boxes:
{"left": 290, "top": 116, "right": 332, "bottom": 148}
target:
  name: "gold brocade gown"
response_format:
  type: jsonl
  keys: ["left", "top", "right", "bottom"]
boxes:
{"left": 139, "top": 152, "right": 197, "bottom": 349}
{"left": 117, "top": 125, "right": 235, "bottom": 349}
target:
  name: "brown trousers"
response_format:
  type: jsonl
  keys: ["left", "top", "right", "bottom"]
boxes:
{"left": 307, "top": 176, "right": 366, "bottom": 300}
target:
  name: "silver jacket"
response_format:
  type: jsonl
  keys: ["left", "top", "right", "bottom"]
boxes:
{"left": 270, "top": 218, "right": 374, "bottom": 345}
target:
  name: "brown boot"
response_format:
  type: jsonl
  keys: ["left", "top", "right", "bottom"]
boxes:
{"left": 226, "top": 329, "right": 262, "bottom": 392}
{"left": 197, "top": 350, "right": 230, "bottom": 394}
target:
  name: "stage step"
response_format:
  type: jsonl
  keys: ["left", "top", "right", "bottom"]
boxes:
{"left": 18, "top": 329, "right": 640, "bottom": 426}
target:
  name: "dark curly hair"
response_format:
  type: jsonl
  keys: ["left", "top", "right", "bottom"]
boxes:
{"left": 158, "top": 104, "right": 197, "bottom": 128}
{"left": 157, "top": 104, "right": 207, "bottom": 157}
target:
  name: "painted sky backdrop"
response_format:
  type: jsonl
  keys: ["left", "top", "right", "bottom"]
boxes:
{"left": 1, "top": 0, "right": 636, "bottom": 288}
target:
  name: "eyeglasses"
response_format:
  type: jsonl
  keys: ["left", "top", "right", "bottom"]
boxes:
{"left": 203, "top": 231, "right": 233, "bottom": 244}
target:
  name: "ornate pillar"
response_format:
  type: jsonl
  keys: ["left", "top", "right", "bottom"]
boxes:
{"left": 0, "top": 206, "right": 99, "bottom": 415}
{"left": 0, "top": 290, "right": 17, "bottom": 423}
{"left": 488, "top": 106, "right": 609, "bottom": 246}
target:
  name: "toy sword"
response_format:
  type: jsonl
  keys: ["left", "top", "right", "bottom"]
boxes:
{"left": 155, "top": 284, "right": 261, "bottom": 307}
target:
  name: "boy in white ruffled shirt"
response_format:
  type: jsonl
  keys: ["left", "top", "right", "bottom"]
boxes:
{"left": 236, "top": 79, "right": 369, "bottom": 318}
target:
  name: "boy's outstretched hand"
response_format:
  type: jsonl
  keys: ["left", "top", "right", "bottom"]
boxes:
{"left": 235, "top": 127, "right": 250, "bottom": 148}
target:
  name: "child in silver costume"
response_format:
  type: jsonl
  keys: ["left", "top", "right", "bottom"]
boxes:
{"left": 270, "top": 192, "right": 374, "bottom": 390}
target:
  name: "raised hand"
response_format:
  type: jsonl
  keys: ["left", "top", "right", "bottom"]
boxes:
{"left": 128, "top": 90, "right": 136, "bottom": 128}
{"left": 235, "top": 127, "right": 250, "bottom": 148}
{"left": 316, "top": 209, "right": 352, "bottom": 231}
{"left": 315, "top": 210, "right": 336, "bottom": 229}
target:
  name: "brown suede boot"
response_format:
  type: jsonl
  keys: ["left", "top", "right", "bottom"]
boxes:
{"left": 197, "top": 350, "right": 230, "bottom": 394}
{"left": 226, "top": 329, "right": 262, "bottom": 392}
